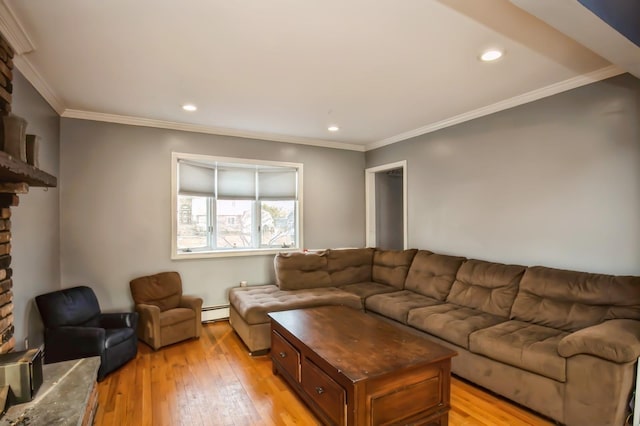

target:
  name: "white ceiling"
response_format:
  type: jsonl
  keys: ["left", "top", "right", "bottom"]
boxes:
{"left": 0, "top": 0, "right": 635, "bottom": 151}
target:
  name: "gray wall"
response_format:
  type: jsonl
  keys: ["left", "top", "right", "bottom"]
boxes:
{"left": 11, "top": 70, "right": 61, "bottom": 349}
{"left": 366, "top": 73, "right": 640, "bottom": 275}
{"left": 59, "top": 119, "right": 365, "bottom": 310}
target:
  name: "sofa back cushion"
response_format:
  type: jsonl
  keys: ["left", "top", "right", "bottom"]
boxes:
{"left": 404, "top": 250, "right": 466, "bottom": 300}
{"left": 326, "top": 248, "right": 374, "bottom": 286}
{"left": 372, "top": 249, "right": 418, "bottom": 289}
{"left": 274, "top": 251, "right": 332, "bottom": 290}
{"left": 511, "top": 266, "right": 640, "bottom": 332}
{"left": 446, "top": 259, "right": 526, "bottom": 318}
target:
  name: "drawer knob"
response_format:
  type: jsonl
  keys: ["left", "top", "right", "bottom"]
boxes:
{"left": 279, "top": 352, "right": 287, "bottom": 358}
{"left": 315, "top": 386, "right": 324, "bottom": 395}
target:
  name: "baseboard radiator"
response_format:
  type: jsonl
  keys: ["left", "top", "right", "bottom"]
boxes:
{"left": 201, "top": 304, "right": 230, "bottom": 323}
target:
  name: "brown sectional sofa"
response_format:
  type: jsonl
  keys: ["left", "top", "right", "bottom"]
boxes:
{"left": 228, "top": 248, "right": 640, "bottom": 426}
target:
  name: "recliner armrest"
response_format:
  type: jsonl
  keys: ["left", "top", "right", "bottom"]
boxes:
{"left": 135, "top": 303, "right": 160, "bottom": 323}
{"left": 134, "top": 303, "right": 161, "bottom": 348}
{"left": 44, "top": 326, "right": 106, "bottom": 363}
{"left": 558, "top": 319, "right": 640, "bottom": 363}
{"left": 179, "top": 295, "right": 203, "bottom": 312}
{"left": 99, "top": 312, "right": 139, "bottom": 329}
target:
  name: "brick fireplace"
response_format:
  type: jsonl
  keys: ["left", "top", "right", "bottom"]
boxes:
{"left": 0, "top": 32, "right": 57, "bottom": 354}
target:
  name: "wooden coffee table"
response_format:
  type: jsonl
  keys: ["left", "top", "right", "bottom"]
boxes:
{"left": 268, "top": 306, "right": 457, "bottom": 426}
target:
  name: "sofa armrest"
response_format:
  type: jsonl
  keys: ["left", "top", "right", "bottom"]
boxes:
{"left": 558, "top": 319, "right": 640, "bottom": 363}
{"left": 99, "top": 312, "right": 139, "bottom": 330}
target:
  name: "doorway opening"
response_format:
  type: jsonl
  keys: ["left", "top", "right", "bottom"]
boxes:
{"left": 365, "top": 161, "right": 407, "bottom": 250}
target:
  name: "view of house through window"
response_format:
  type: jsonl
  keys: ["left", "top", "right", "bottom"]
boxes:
{"left": 173, "top": 153, "right": 302, "bottom": 257}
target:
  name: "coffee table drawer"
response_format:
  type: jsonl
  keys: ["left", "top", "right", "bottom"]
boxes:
{"left": 301, "top": 357, "right": 346, "bottom": 426}
{"left": 271, "top": 331, "right": 300, "bottom": 381}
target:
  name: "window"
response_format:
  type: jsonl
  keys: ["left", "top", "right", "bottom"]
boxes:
{"left": 172, "top": 152, "right": 303, "bottom": 258}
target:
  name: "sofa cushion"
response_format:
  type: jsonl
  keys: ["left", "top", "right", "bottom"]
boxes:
{"left": 372, "top": 249, "right": 418, "bottom": 289}
{"left": 327, "top": 248, "right": 374, "bottom": 286}
{"left": 274, "top": 251, "right": 332, "bottom": 290}
{"left": 228, "top": 284, "right": 362, "bottom": 325}
{"left": 404, "top": 250, "right": 466, "bottom": 301}
{"left": 511, "top": 266, "right": 640, "bottom": 333}
{"left": 446, "top": 259, "right": 525, "bottom": 318}
{"left": 406, "top": 303, "right": 506, "bottom": 349}
{"left": 338, "top": 281, "right": 397, "bottom": 300}
{"left": 469, "top": 320, "right": 569, "bottom": 382}
{"left": 365, "top": 290, "right": 441, "bottom": 324}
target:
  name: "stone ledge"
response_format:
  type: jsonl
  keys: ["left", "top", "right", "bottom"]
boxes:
{"left": 3, "top": 356, "right": 99, "bottom": 425}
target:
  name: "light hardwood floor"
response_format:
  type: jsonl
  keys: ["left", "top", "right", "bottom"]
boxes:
{"left": 96, "top": 321, "right": 554, "bottom": 426}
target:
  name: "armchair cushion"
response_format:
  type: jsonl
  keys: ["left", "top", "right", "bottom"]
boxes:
{"left": 35, "top": 285, "right": 101, "bottom": 328}
{"left": 160, "top": 308, "right": 195, "bottom": 327}
{"left": 129, "top": 271, "right": 183, "bottom": 311}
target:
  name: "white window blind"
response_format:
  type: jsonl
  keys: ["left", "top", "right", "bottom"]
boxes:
{"left": 258, "top": 169, "right": 297, "bottom": 200}
{"left": 178, "top": 162, "right": 216, "bottom": 196}
{"left": 179, "top": 162, "right": 298, "bottom": 201}
{"left": 217, "top": 167, "right": 256, "bottom": 200}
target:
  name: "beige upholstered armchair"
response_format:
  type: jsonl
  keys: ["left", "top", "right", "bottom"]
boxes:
{"left": 129, "top": 271, "right": 203, "bottom": 350}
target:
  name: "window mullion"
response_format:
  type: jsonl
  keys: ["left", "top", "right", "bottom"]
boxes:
{"left": 255, "top": 200, "right": 262, "bottom": 248}
{"left": 210, "top": 197, "right": 216, "bottom": 249}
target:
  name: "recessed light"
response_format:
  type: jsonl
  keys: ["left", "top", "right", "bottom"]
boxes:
{"left": 328, "top": 125, "right": 339, "bottom": 132}
{"left": 182, "top": 104, "right": 197, "bottom": 112}
{"left": 480, "top": 49, "right": 504, "bottom": 62}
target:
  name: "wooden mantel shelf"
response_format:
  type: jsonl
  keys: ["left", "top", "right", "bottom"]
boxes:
{"left": 0, "top": 150, "right": 56, "bottom": 188}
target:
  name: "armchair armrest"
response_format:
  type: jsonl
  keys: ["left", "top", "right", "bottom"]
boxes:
{"left": 45, "top": 326, "right": 106, "bottom": 363}
{"left": 179, "top": 295, "right": 203, "bottom": 312}
{"left": 558, "top": 319, "right": 640, "bottom": 363}
{"left": 99, "top": 312, "right": 139, "bottom": 329}
{"left": 179, "top": 295, "right": 203, "bottom": 338}
{"left": 135, "top": 303, "right": 161, "bottom": 349}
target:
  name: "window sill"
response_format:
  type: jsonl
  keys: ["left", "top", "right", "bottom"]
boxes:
{"left": 171, "top": 247, "right": 300, "bottom": 260}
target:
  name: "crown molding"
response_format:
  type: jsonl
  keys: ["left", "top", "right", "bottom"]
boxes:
{"left": 0, "top": 0, "right": 34, "bottom": 54}
{"left": 366, "top": 64, "right": 625, "bottom": 151}
{"left": 14, "top": 55, "right": 65, "bottom": 114}
{"left": 61, "top": 109, "right": 366, "bottom": 152}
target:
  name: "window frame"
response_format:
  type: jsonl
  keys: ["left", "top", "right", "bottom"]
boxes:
{"left": 171, "top": 152, "right": 303, "bottom": 259}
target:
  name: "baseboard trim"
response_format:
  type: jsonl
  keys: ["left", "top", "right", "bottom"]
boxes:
{"left": 202, "top": 304, "right": 230, "bottom": 323}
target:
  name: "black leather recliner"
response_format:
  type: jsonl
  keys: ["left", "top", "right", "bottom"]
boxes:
{"left": 35, "top": 285, "right": 138, "bottom": 381}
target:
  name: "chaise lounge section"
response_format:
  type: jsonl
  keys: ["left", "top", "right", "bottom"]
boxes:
{"left": 228, "top": 247, "right": 640, "bottom": 426}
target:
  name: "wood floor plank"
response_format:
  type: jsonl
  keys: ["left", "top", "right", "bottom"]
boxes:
{"left": 96, "top": 321, "right": 553, "bottom": 426}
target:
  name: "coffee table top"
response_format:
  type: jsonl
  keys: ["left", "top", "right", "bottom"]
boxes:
{"left": 268, "top": 306, "right": 457, "bottom": 383}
